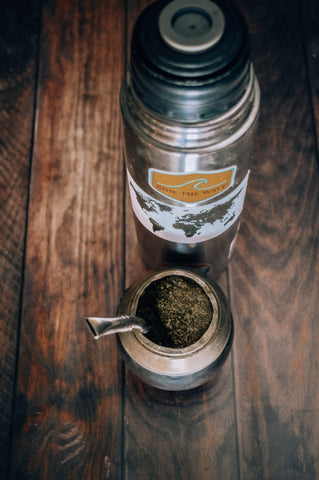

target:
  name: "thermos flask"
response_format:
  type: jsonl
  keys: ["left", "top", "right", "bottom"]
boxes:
{"left": 120, "top": 0, "right": 260, "bottom": 277}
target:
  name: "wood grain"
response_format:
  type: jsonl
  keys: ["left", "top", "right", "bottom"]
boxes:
{"left": 124, "top": 355, "right": 236, "bottom": 480}
{"left": 302, "top": 0, "right": 319, "bottom": 144}
{"left": 0, "top": 2, "right": 41, "bottom": 477}
{"left": 2, "top": 0, "right": 319, "bottom": 478}
{"left": 230, "top": 0, "right": 319, "bottom": 477}
{"left": 9, "top": 0, "right": 126, "bottom": 478}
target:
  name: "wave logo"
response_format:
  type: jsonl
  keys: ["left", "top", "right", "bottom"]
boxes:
{"left": 149, "top": 167, "right": 236, "bottom": 204}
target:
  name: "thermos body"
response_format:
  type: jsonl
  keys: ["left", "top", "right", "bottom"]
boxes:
{"left": 121, "top": 0, "right": 260, "bottom": 277}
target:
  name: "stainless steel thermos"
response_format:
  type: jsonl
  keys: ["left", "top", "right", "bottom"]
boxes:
{"left": 120, "top": 0, "right": 260, "bottom": 277}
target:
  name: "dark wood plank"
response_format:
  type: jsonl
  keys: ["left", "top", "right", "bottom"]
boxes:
{"left": 0, "top": 1, "right": 41, "bottom": 477}
{"left": 124, "top": 357, "right": 236, "bottom": 480}
{"left": 302, "top": 0, "right": 319, "bottom": 144}
{"left": 230, "top": 0, "right": 319, "bottom": 477}
{"left": 9, "top": 0, "right": 126, "bottom": 478}
{"left": 123, "top": 2, "right": 239, "bottom": 479}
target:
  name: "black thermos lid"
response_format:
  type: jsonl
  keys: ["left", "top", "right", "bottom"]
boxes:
{"left": 130, "top": 0, "right": 251, "bottom": 122}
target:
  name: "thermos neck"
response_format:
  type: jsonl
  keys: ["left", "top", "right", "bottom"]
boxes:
{"left": 121, "top": 67, "right": 260, "bottom": 149}
{"left": 129, "top": 0, "right": 251, "bottom": 122}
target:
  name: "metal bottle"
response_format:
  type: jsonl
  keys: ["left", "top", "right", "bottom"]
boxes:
{"left": 120, "top": 0, "right": 260, "bottom": 277}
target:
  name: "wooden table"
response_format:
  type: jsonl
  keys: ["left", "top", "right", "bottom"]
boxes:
{"left": 1, "top": 0, "right": 319, "bottom": 478}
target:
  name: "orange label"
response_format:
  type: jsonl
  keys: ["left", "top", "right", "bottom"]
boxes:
{"left": 149, "top": 168, "right": 236, "bottom": 203}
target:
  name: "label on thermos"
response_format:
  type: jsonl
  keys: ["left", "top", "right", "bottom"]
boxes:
{"left": 149, "top": 167, "right": 236, "bottom": 203}
{"left": 127, "top": 168, "right": 250, "bottom": 244}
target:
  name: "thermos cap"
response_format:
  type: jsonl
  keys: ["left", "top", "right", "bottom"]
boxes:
{"left": 159, "top": 0, "right": 225, "bottom": 53}
{"left": 130, "top": 0, "right": 251, "bottom": 122}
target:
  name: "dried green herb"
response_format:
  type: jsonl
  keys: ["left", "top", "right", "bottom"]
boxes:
{"left": 136, "top": 275, "right": 213, "bottom": 348}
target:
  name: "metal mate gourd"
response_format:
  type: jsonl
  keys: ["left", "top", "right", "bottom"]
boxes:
{"left": 86, "top": 268, "right": 233, "bottom": 391}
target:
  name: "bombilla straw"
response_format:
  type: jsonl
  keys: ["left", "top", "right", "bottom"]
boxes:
{"left": 85, "top": 315, "right": 149, "bottom": 339}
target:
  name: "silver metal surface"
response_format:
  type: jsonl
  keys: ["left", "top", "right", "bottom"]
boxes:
{"left": 116, "top": 268, "right": 233, "bottom": 390}
{"left": 121, "top": 67, "right": 260, "bottom": 276}
{"left": 85, "top": 315, "right": 149, "bottom": 339}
